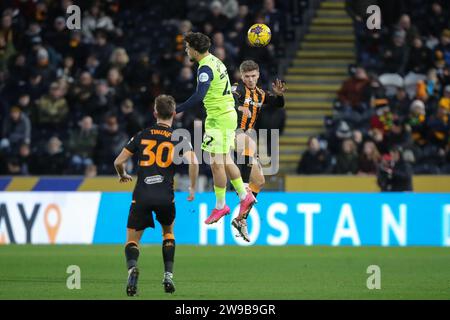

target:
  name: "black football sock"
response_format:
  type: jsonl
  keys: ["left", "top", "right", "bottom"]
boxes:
{"left": 125, "top": 242, "right": 140, "bottom": 270}
{"left": 162, "top": 239, "right": 175, "bottom": 274}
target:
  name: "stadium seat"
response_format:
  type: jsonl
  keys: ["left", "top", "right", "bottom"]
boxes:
{"left": 378, "top": 73, "right": 404, "bottom": 97}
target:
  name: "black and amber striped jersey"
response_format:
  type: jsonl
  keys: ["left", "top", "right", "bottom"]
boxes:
{"left": 124, "top": 123, "right": 191, "bottom": 204}
{"left": 231, "top": 81, "right": 285, "bottom": 131}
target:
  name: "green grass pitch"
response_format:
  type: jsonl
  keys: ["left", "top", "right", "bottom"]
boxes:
{"left": 0, "top": 245, "right": 448, "bottom": 299}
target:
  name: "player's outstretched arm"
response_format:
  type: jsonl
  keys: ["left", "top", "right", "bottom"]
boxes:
{"left": 114, "top": 149, "right": 133, "bottom": 183}
{"left": 183, "top": 150, "right": 199, "bottom": 201}
{"left": 175, "top": 65, "right": 213, "bottom": 114}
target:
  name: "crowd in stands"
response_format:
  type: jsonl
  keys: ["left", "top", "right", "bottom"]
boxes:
{"left": 298, "top": 0, "right": 450, "bottom": 178}
{"left": 0, "top": 0, "right": 291, "bottom": 176}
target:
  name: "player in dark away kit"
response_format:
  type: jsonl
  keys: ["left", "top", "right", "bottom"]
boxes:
{"left": 114, "top": 94, "right": 198, "bottom": 296}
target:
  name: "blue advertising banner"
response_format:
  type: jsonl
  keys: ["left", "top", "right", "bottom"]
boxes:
{"left": 93, "top": 192, "right": 450, "bottom": 246}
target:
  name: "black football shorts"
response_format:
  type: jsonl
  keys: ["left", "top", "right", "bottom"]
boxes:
{"left": 127, "top": 199, "right": 176, "bottom": 231}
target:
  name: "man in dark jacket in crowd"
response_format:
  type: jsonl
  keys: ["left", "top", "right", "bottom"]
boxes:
{"left": 1, "top": 106, "right": 31, "bottom": 154}
{"left": 297, "top": 137, "right": 332, "bottom": 174}
{"left": 94, "top": 114, "right": 128, "bottom": 174}
{"left": 377, "top": 146, "right": 413, "bottom": 191}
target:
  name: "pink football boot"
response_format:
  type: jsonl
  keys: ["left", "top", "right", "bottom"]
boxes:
{"left": 204, "top": 205, "right": 230, "bottom": 224}
{"left": 238, "top": 190, "right": 256, "bottom": 220}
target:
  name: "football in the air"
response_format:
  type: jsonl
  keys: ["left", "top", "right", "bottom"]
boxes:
{"left": 247, "top": 23, "right": 272, "bottom": 47}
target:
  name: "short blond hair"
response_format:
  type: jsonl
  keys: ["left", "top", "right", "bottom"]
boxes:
{"left": 239, "top": 60, "right": 259, "bottom": 74}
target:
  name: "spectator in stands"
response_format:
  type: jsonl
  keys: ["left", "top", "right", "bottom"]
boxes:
{"left": 334, "top": 138, "right": 359, "bottom": 174}
{"left": 118, "top": 99, "right": 142, "bottom": 137}
{"left": 327, "top": 120, "right": 353, "bottom": 155}
{"left": 345, "top": 0, "right": 375, "bottom": 60}
{"left": 426, "top": 2, "right": 449, "bottom": 39}
{"left": 33, "top": 136, "right": 68, "bottom": 175}
{"left": 296, "top": 137, "right": 332, "bottom": 174}
{"left": 94, "top": 114, "right": 128, "bottom": 174}
{"left": 109, "top": 47, "right": 130, "bottom": 73}
{"left": 358, "top": 140, "right": 380, "bottom": 175}
{"left": 68, "top": 71, "right": 95, "bottom": 120}
{"left": 85, "top": 164, "right": 97, "bottom": 177}
{"left": 414, "top": 79, "right": 439, "bottom": 115}
{"left": 396, "top": 14, "right": 420, "bottom": 45}
{"left": 172, "top": 67, "right": 195, "bottom": 103}
{"left": 427, "top": 105, "right": 449, "bottom": 149}
{"left": 370, "top": 102, "right": 393, "bottom": 134}
{"left": 407, "top": 36, "right": 433, "bottom": 74}
{"left": 435, "top": 29, "right": 450, "bottom": 66}
{"left": 82, "top": 3, "right": 115, "bottom": 43}
{"left": 221, "top": 0, "right": 239, "bottom": 19}
{"left": 438, "top": 85, "right": 450, "bottom": 111}
{"left": 390, "top": 87, "right": 411, "bottom": 119}
{"left": 34, "top": 47, "right": 57, "bottom": 87}
{"left": 384, "top": 117, "right": 413, "bottom": 151}
{"left": 261, "top": 0, "right": 285, "bottom": 42}
{"left": 85, "top": 52, "right": 101, "bottom": 77}
{"left": 56, "top": 55, "right": 76, "bottom": 84}
{"left": 143, "top": 72, "right": 165, "bottom": 107}
{"left": 407, "top": 99, "right": 428, "bottom": 146}
{"left": 211, "top": 31, "right": 237, "bottom": 61}
{"left": 90, "top": 31, "right": 114, "bottom": 74}
{"left": 35, "top": 82, "right": 69, "bottom": 137}
{"left": 382, "top": 30, "right": 409, "bottom": 75}
{"left": 0, "top": 10, "right": 16, "bottom": 70}
{"left": 1, "top": 106, "right": 31, "bottom": 154}
{"left": 7, "top": 54, "right": 28, "bottom": 87}
{"left": 377, "top": 146, "right": 413, "bottom": 191}
{"left": 67, "top": 116, "right": 98, "bottom": 174}
{"left": 337, "top": 66, "right": 370, "bottom": 112}
{"left": 352, "top": 129, "right": 364, "bottom": 153}
{"left": 127, "top": 53, "right": 153, "bottom": 93}
{"left": 173, "top": 20, "right": 193, "bottom": 61}
{"left": 44, "top": 16, "right": 70, "bottom": 55}
{"left": 213, "top": 47, "right": 236, "bottom": 75}
{"left": 25, "top": 71, "right": 47, "bottom": 102}
{"left": 206, "top": 1, "right": 230, "bottom": 32}
{"left": 106, "top": 67, "right": 128, "bottom": 106}
{"left": 13, "top": 143, "right": 32, "bottom": 175}
{"left": 16, "top": 94, "right": 34, "bottom": 119}
{"left": 85, "top": 79, "right": 114, "bottom": 123}
{"left": 438, "top": 66, "right": 450, "bottom": 89}
{"left": 425, "top": 69, "right": 441, "bottom": 102}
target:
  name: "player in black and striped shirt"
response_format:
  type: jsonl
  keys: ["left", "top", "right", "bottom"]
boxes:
{"left": 231, "top": 60, "right": 286, "bottom": 241}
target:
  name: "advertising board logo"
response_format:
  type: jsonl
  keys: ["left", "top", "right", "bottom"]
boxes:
{"left": 44, "top": 204, "right": 62, "bottom": 244}
{"left": 0, "top": 202, "right": 62, "bottom": 244}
